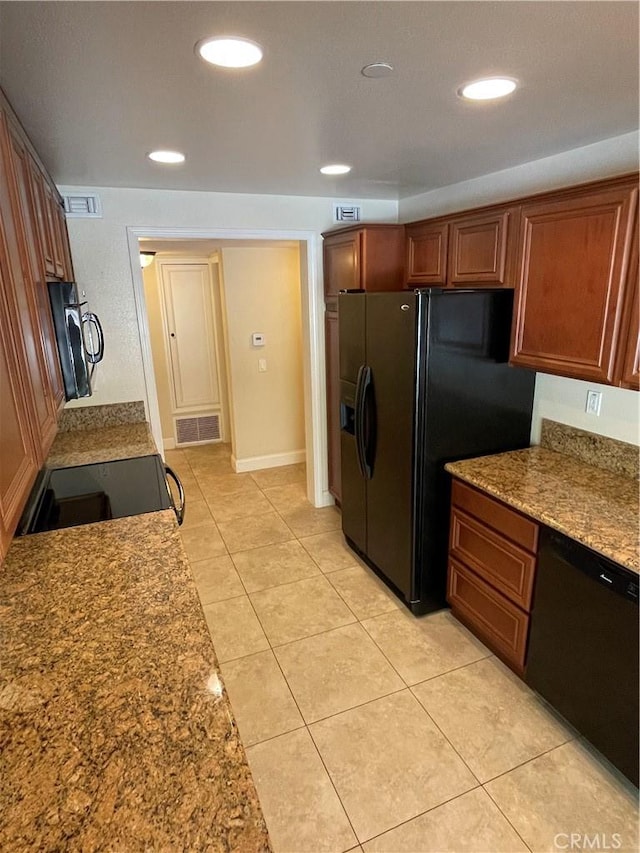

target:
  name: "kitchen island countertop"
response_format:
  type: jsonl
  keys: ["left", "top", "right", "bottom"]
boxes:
{"left": 446, "top": 446, "right": 639, "bottom": 574}
{"left": 0, "top": 510, "right": 271, "bottom": 851}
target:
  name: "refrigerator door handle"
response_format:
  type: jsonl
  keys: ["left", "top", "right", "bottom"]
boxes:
{"left": 354, "top": 365, "right": 368, "bottom": 479}
{"left": 355, "top": 365, "right": 373, "bottom": 480}
{"left": 361, "top": 366, "right": 374, "bottom": 480}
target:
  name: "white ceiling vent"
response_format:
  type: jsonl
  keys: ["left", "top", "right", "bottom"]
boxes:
{"left": 333, "top": 203, "right": 362, "bottom": 224}
{"left": 62, "top": 193, "right": 103, "bottom": 218}
{"left": 175, "top": 414, "right": 221, "bottom": 446}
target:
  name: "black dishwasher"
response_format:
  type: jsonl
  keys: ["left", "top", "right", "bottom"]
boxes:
{"left": 526, "top": 527, "right": 639, "bottom": 786}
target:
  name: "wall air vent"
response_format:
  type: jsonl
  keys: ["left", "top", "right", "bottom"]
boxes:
{"left": 175, "top": 414, "right": 221, "bottom": 446}
{"left": 62, "top": 193, "right": 103, "bottom": 218}
{"left": 333, "top": 203, "right": 362, "bottom": 223}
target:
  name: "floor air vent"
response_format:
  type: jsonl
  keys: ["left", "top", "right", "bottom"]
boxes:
{"left": 175, "top": 414, "right": 221, "bottom": 445}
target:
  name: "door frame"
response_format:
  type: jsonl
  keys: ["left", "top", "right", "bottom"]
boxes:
{"left": 126, "top": 226, "right": 330, "bottom": 508}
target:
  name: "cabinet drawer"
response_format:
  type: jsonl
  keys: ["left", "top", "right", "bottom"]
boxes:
{"left": 447, "top": 558, "right": 529, "bottom": 671}
{"left": 450, "top": 508, "right": 536, "bottom": 610}
{"left": 452, "top": 479, "right": 538, "bottom": 552}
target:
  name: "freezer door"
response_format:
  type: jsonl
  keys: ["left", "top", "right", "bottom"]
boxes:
{"left": 338, "top": 292, "right": 366, "bottom": 383}
{"left": 365, "top": 292, "right": 418, "bottom": 599}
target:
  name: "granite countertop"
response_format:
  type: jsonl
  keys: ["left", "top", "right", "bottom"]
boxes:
{"left": 446, "top": 446, "right": 639, "bottom": 574}
{"left": 46, "top": 422, "right": 157, "bottom": 468}
{"left": 0, "top": 511, "right": 271, "bottom": 851}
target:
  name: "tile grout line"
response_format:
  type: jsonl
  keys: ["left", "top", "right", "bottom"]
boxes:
{"left": 180, "top": 450, "right": 627, "bottom": 853}
{"left": 244, "top": 474, "right": 379, "bottom": 849}
{"left": 191, "top": 454, "right": 521, "bottom": 845}
{"left": 481, "top": 781, "right": 536, "bottom": 852}
{"left": 241, "top": 568, "right": 363, "bottom": 850}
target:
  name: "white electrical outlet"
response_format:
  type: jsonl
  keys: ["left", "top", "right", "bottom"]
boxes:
{"left": 585, "top": 390, "right": 602, "bottom": 416}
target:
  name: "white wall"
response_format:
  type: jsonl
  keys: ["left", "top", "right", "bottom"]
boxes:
{"left": 398, "top": 130, "right": 640, "bottom": 446}
{"left": 61, "top": 186, "right": 398, "bottom": 409}
{"left": 531, "top": 375, "right": 640, "bottom": 446}
{"left": 220, "top": 245, "right": 305, "bottom": 467}
{"left": 399, "top": 131, "right": 639, "bottom": 221}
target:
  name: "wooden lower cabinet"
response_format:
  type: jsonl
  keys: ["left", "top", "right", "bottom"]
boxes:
{"left": 448, "top": 559, "right": 530, "bottom": 671}
{"left": 447, "top": 479, "right": 540, "bottom": 675}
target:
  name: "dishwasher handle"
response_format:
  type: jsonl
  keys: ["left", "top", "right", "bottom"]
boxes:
{"left": 164, "top": 465, "right": 185, "bottom": 526}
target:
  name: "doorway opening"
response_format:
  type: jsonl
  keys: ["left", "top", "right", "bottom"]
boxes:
{"left": 126, "top": 227, "right": 329, "bottom": 508}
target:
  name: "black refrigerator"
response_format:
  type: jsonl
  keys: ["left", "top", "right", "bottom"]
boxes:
{"left": 339, "top": 288, "right": 536, "bottom": 615}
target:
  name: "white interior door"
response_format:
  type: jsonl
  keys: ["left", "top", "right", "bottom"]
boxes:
{"left": 160, "top": 263, "right": 221, "bottom": 410}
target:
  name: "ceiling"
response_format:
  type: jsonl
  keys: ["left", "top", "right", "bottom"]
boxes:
{"left": 0, "top": 1, "right": 637, "bottom": 201}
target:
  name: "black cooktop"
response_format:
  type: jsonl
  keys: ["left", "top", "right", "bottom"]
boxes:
{"left": 17, "top": 454, "right": 173, "bottom": 535}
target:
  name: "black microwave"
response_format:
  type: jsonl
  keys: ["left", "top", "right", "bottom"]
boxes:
{"left": 48, "top": 281, "right": 104, "bottom": 399}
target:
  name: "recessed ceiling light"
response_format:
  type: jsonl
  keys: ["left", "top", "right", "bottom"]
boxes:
{"left": 148, "top": 150, "right": 186, "bottom": 164}
{"left": 320, "top": 164, "right": 351, "bottom": 176}
{"left": 458, "top": 77, "right": 518, "bottom": 101}
{"left": 361, "top": 62, "right": 394, "bottom": 78}
{"left": 197, "top": 36, "right": 263, "bottom": 68}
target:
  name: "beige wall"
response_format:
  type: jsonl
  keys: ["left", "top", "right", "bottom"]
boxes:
{"left": 220, "top": 245, "right": 305, "bottom": 466}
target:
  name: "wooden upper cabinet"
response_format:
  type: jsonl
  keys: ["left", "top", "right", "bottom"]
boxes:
{"left": 510, "top": 182, "right": 639, "bottom": 384}
{"left": 615, "top": 233, "right": 639, "bottom": 390}
{"left": 0, "top": 114, "right": 57, "bottom": 460}
{"left": 405, "top": 220, "right": 448, "bottom": 286}
{"left": 29, "top": 164, "right": 57, "bottom": 277}
{"left": 448, "top": 207, "right": 519, "bottom": 288}
{"left": 323, "top": 224, "right": 404, "bottom": 300}
{"left": 6, "top": 120, "right": 65, "bottom": 414}
{"left": 43, "top": 180, "right": 66, "bottom": 279}
{"left": 55, "top": 201, "right": 74, "bottom": 281}
{"left": 324, "top": 230, "right": 361, "bottom": 298}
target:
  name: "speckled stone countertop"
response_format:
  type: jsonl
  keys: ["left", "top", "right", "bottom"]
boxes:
{"left": 0, "top": 512, "right": 271, "bottom": 851}
{"left": 446, "top": 447, "right": 639, "bottom": 574}
{"left": 46, "top": 422, "right": 157, "bottom": 468}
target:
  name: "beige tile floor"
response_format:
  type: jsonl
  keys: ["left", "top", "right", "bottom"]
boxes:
{"left": 169, "top": 444, "right": 639, "bottom": 853}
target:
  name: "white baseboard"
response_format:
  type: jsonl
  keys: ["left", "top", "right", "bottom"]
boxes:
{"left": 163, "top": 437, "right": 176, "bottom": 450}
{"left": 317, "top": 490, "right": 336, "bottom": 508}
{"left": 233, "top": 449, "right": 306, "bottom": 473}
